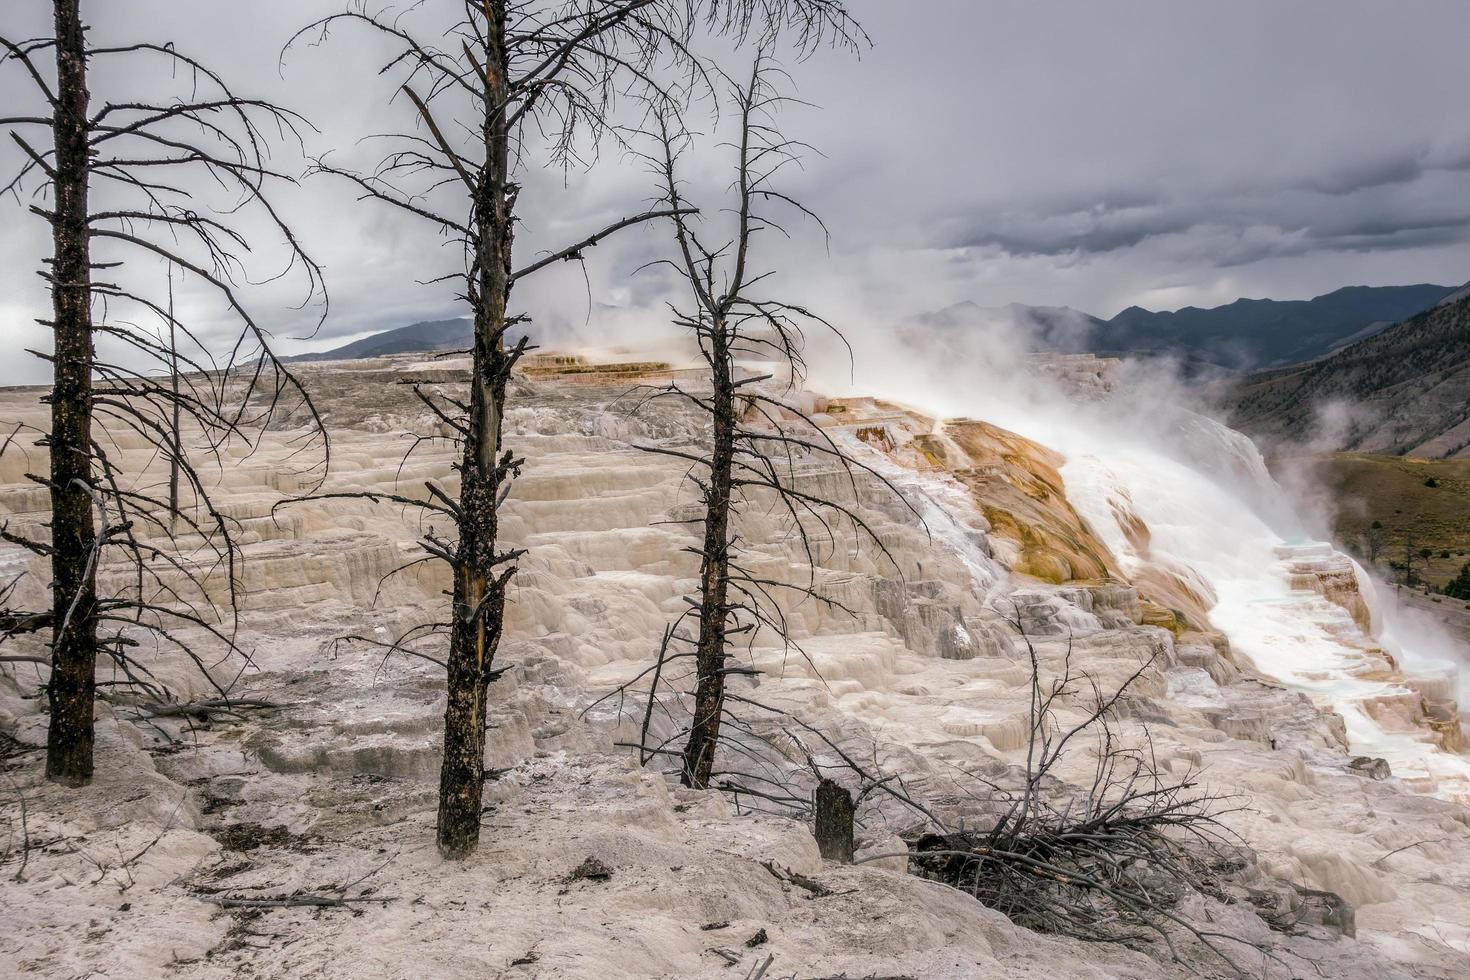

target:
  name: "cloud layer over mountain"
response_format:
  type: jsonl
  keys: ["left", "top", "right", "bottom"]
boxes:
{"left": 2, "top": 0, "right": 1469, "bottom": 383}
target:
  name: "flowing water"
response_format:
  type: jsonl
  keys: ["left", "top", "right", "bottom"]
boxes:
{"left": 1059, "top": 443, "right": 1470, "bottom": 798}
{"left": 822, "top": 342, "right": 1470, "bottom": 800}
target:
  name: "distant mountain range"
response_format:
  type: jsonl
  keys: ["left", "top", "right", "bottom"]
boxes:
{"left": 1226, "top": 289, "right": 1470, "bottom": 458}
{"left": 297, "top": 283, "right": 1463, "bottom": 390}
{"left": 916, "top": 283, "right": 1459, "bottom": 373}
{"left": 284, "top": 318, "right": 470, "bottom": 363}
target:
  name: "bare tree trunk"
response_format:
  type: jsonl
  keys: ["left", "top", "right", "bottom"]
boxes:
{"left": 681, "top": 324, "right": 735, "bottom": 789}
{"left": 814, "top": 778, "right": 855, "bottom": 862}
{"left": 44, "top": 0, "right": 98, "bottom": 787}
{"left": 437, "top": 0, "right": 513, "bottom": 859}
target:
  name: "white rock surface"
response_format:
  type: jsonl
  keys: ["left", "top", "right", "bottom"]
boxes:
{"left": 1, "top": 352, "right": 1468, "bottom": 978}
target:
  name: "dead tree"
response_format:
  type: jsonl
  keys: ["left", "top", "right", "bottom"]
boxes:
{"left": 617, "top": 54, "right": 913, "bottom": 791}
{"left": 283, "top": 0, "right": 862, "bottom": 860}
{"left": 0, "top": 2, "right": 328, "bottom": 786}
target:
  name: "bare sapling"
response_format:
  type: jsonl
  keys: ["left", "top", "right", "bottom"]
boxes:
{"left": 596, "top": 52, "right": 919, "bottom": 798}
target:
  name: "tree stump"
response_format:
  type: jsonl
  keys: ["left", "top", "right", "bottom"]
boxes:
{"left": 814, "top": 778, "right": 855, "bottom": 863}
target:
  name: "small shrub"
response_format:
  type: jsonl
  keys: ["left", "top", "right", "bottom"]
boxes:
{"left": 1446, "top": 563, "right": 1470, "bottom": 601}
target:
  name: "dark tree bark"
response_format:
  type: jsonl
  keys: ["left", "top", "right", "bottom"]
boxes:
{"left": 813, "top": 778, "right": 855, "bottom": 862}
{"left": 681, "top": 318, "right": 736, "bottom": 788}
{"left": 44, "top": 0, "right": 98, "bottom": 786}
{"left": 437, "top": 1, "right": 517, "bottom": 856}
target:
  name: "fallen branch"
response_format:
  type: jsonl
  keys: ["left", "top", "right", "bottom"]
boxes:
{"left": 200, "top": 892, "right": 393, "bottom": 909}
{"left": 707, "top": 948, "right": 741, "bottom": 966}
{"left": 126, "top": 697, "right": 280, "bottom": 719}
{"left": 761, "top": 860, "right": 834, "bottom": 898}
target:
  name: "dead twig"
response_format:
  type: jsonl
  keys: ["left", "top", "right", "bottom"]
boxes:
{"left": 2, "top": 772, "right": 31, "bottom": 881}
{"left": 1370, "top": 837, "right": 1452, "bottom": 870}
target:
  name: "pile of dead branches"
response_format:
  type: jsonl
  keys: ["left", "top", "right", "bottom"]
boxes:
{"left": 907, "top": 612, "right": 1251, "bottom": 970}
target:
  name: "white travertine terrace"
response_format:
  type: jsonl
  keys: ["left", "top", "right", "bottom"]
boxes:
{"left": 1, "top": 350, "right": 1468, "bottom": 978}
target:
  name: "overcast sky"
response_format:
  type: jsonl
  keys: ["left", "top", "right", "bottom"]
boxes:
{"left": 3, "top": 0, "right": 1469, "bottom": 384}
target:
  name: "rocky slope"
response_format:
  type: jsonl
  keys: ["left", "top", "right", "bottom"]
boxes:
{"left": 2, "top": 352, "right": 1469, "bottom": 978}
{"left": 284, "top": 317, "right": 471, "bottom": 363}
{"left": 1272, "top": 452, "right": 1470, "bottom": 590}
{"left": 1227, "top": 291, "right": 1470, "bottom": 457}
{"left": 1103, "top": 284, "right": 1458, "bottom": 372}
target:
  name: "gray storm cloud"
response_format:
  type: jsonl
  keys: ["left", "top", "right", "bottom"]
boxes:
{"left": 2, "top": 0, "right": 1469, "bottom": 382}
